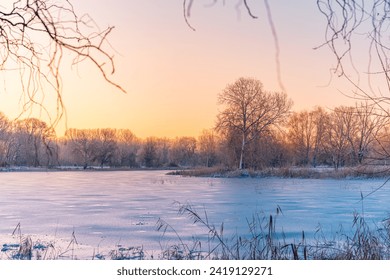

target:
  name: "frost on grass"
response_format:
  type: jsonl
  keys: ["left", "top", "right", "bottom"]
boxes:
{"left": 0, "top": 233, "right": 146, "bottom": 260}
{"left": 0, "top": 227, "right": 144, "bottom": 260}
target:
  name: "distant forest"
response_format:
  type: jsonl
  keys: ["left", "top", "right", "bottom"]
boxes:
{"left": 0, "top": 103, "right": 389, "bottom": 170}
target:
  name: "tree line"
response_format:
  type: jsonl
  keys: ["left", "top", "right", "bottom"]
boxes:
{"left": 1, "top": 78, "right": 390, "bottom": 170}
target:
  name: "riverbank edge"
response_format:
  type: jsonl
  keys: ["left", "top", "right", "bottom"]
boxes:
{"left": 166, "top": 166, "right": 390, "bottom": 179}
{"left": 1, "top": 165, "right": 390, "bottom": 179}
{"left": 0, "top": 166, "right": 178, "bottom": 173}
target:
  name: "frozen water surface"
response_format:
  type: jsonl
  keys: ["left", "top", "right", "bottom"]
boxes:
{"left": 0, "top": 170, "right": 389, "bottom": 257}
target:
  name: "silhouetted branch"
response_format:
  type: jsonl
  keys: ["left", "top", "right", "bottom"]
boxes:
{"left": 182, "top": 0, "right": 258, "bottom": 31}
{"left": 264, "top": 0, "right": 285, "bottom": 92}
{"left": 0, "top": 0, "right": 125, "bottom": 126}
{"left": 316, "top": 0, "right": 390, "bottom": 102}
{"left": 243, "top": 0, "right": 258, "bottom": 19}
{"left": 183, "top": 0, "right": 196, "bottom": 31}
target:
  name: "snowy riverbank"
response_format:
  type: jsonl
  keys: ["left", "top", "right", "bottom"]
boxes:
{"left": 168, "top": 165, "right": 390, "bottom": 179}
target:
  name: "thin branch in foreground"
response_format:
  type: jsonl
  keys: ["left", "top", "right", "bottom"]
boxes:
{"left": 0, "top": 0, "right": 126, "bottom": 127}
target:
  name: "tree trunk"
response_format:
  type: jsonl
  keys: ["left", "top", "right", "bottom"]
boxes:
{"left": 239, "top": 133, "right": 246, "bottom": 170}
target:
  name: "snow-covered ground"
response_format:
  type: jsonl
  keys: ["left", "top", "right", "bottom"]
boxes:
{"left": 0, "top": 170, "right": 389, "bottom": 259}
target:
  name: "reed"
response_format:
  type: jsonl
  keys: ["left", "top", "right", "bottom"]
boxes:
{"left": 3, "top": 207, "right": 390, "bottom": 260}
{"left": 165, "top": 203, "right": 390, "bottom": 260}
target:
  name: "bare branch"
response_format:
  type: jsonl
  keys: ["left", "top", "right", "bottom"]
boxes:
{"left": 264, "top": 0, "right": 285, "bottom": 92}
{"left": 243, "top": 0, "right": 257, "bottom": 19}
{"left": 316, "top": 0, "right": 390, "bottom": 98}
{"left": 183, "top": 0, "right": 196, "bottom": 31}
{"left": 182, "top": 0, "right": 258, "bottom": 31}
{"left": 0, "top": 0, "right": 125, "bottom": 127}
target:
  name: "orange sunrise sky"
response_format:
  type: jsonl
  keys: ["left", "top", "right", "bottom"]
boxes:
{"left": 0, "top": 1, "right": 373, "bottom": 138}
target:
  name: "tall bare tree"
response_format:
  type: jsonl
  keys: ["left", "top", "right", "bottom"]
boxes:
{"left": 216, "top": 77, "right": 292, "bottom": 169}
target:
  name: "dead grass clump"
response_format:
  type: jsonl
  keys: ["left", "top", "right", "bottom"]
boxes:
{"left": 2, "top": 224, "right": 87, "bottom": 260}
{"left": 108, "top": 246, "right": 144, "bottom": 260}
{"left": 166, "top": 166, "right": 229, "bottom": 177}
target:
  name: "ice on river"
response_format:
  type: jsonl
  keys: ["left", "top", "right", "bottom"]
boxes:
{"left": 0, "top": 170, "right": 389, "bottom": 259}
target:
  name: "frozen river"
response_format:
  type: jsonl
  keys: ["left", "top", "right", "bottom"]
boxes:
{"left": 0, "top": 170, "right": 389, "bottom": 257}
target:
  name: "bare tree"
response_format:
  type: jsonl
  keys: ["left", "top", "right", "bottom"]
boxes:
{"left": 0, "top": 112, "right": 13, "bottom": 166}
{"left": 317, "top": 104, "right": 388, "bottom": 169}
{"left": 14, "top": 118, "right": 55, "bottom": 166}
{"left": 372, "top": 124, "right": 390, "bottom": 164}
{"left": 65, "top": 128, "right": 97, "bottom": 168}
{"left": 93, "top": 128, "right": 118, "bottom": 167}
{"left": 288, "top": 110, "right": 316, "bottom": 166}
{"left": 139, "top": 137, "right": 160, "bottom": 168}
{"left": 244, "top": 129, "right": 289, "bottom": 169}
{"left": 288, "top": 109, "right": 328, "bottom": 167}
{"left": 0, "top": 0, "right": 124, "bottom": 124}
{"left": 287, "top": 108, "right": 330, "bottom": 168}
{"left": 350, "top": 103, "right": 387, "bottom": 164}
{"left": 198, "top": 129, "right": 219, "bottom": 167}
{"left": 116, "top": 129, "right": 140, "bottom": 168}
{"left": 169, "top": 136, "right": 197, "bottom": 167}
{"left": 323, "top": 109, "right": 346, "bottom": 170}
{"left": 310, "top": 107, "right": 329, "bottom": 167}
{"left": 216, "top": 77, "right": 292, "bottom": 170}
